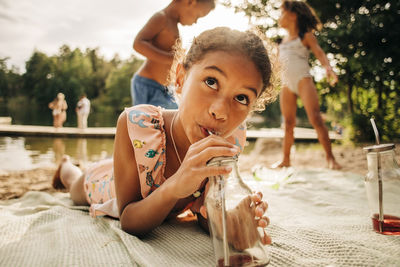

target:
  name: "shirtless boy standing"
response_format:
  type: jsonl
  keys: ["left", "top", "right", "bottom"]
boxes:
{"left": 131, "top": 0, "right": 215, "bottom": 109}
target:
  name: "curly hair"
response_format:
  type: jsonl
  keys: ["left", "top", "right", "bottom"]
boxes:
{"left": 170, "top": 27, "right": 278, "bottom": 111}
{"left": 176, "top": 0, "right": 216, "bottom": 9}
{"left": 282, "top": 0, "right": 321, "bottom": 39}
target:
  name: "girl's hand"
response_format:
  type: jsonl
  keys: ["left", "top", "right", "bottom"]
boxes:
{"left": 326, "top": 67, "right": 338, "bottom": 86}
{"left": 167, "top": 134, "right": 239, "bottom": 200}
{"left": 201, "top": 192, "right": 271, "bottom": 251}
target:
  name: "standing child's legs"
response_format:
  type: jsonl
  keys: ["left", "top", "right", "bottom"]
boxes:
{"left": 52, "top": 155, "right": 89, "bottom": 205}
{"left": 298, "top": 78, "right": 341, "bottom": 169}
{"left": 275, "top": 86, "right": 298, "bottom": 167}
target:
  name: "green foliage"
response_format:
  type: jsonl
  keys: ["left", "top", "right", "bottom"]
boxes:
{"left": 23, "top": 51, "right": 58, "bottom": 107}
{"left": 311, "top": 0, "right": 400, "bottom": 141}
{"left": 1, "top": 45, "right": 143, "bottom": 126}
{"left": 0, "top": 58, "right": 23, "bottom": 100}
{"left": 226, "top": 0, "right": 400, "bottom": 142}
{"left": 259, "top": 99, "right": 281, "bottom": 128}
{"left": 96, "top": 56, "right": 143, "bottom": 115}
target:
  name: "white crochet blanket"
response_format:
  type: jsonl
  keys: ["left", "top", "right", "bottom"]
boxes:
{"left": 1, "top": 168, "right": 399, "bottom": 266}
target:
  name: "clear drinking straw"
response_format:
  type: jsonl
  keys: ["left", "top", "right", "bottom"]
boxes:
{"left": 370, "top": 118, "right": 384, "bottom": 232}
{"left": 370, "top": 118, "right": 380, "bottom": 145}
{"left": 206, "top": 129, "right": 229, "bottom": 266}
{"left": 208, "top": 129, "right": 229, "bottom": 266}
{"left": 218, "top": 176, "right": 229, "bottom": 266}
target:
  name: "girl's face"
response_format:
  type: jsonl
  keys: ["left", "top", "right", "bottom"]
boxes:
{"left": 278, "top": 8, "right": 296, "bottom": 29}
{"left": 180, "top": 2, "right": 213, "bottom": 26}
{"left": 177, "top": 51, "right": 263, "bottom": 144}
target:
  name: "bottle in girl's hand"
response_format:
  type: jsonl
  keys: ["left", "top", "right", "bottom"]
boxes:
{"left": 206, "top": 156, "right": 270, "bottom": 266}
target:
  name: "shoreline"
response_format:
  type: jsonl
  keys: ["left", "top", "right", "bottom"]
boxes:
{"left": 1, "top": 141, "right": 399, "bottom": 201}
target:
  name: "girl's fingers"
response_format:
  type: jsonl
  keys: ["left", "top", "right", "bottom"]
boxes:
{"left": 251, "top": 192, "right": 263, "bottom": 204}
{"left": 261, "top": 229, "right": 272, "bottom": 245}
{"left": 258, "top": 216, "right": 270, "bottom": 228}
{"left": 251, "top": 194, "right": 268, "bottom": 217}
{"left": 190, "top": 134, "right": 237, "bottom": 151}
{"left": 195, "top": 165, "right": 233, "bottom": 179}
{"left": 260, "top": 201, "right": 268, "bottom": 212}
{"left": 178, "top": 135, "right": 240, "bottom": 182}
{"left": 187, "top": 135, "right": 239, "bottom": 159}
{"left": 190, "top": 143, "right": 239, "bottom": 165}
{"left": 255, "top": 206, "right": 265, "bottom": 217}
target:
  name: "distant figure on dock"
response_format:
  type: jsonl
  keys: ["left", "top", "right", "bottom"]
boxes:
{"left": 48, "top": 92, "right": 68, "bottom": 128}
{"left": 76, "top": 94, "right": 91, "bottom": 129}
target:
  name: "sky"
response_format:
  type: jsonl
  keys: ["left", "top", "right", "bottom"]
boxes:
{"left": 0, "top": 0, "right": 250, "bottom": 72}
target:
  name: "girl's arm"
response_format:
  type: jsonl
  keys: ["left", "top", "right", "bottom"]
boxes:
{"left": 114, "top": 112, "right": 179, "bottom": 236}
{"left": 133, "top": 12, "right": 175, "bottom": 65}
{"left": 303, "top": 32, "right": 338, "bottom": 86}
{"left": 114, "top": 112, "right": 240, "bottom": 236}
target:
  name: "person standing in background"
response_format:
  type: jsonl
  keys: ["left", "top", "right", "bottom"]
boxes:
{"left": 274, "top": 0, "right": 341, "bottom": 169}
{"left": 131, "top": 0, "right": 215, "bottom": 109}
{"left": 49, "top": 92, "right": 68, "bottom": 128}
{"left": 76, "top": 94, "right": 91, "bottom": 129}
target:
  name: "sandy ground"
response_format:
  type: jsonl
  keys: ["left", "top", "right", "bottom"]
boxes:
{"left": 1, "top": 140, "right": 399, "bottom": 200}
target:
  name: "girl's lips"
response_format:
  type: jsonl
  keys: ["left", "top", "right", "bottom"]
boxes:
{"left": 200, "top": 126, "right": 210, "bottom": 137}
{"left": 200, "top": 125, "right": 218, "bottom": 137}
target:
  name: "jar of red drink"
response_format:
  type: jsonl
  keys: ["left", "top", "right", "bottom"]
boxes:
{"left": 363, "top": 143, "right": 400, "bottom": 235}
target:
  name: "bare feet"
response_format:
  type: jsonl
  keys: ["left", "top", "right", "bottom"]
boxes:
{"left": 52, "top": 156, "right": 68, "bottom": 190}
{"left": 327, "top": 158, "right": 342, "bottom": 170}
{"left": 271, "top": 160, "right": 291, "bottom": 169}
{"left": 52, "top": 155, "right": 83, "bottom": 191}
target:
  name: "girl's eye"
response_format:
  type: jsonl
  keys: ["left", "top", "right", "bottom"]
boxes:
{"left": 205, "top": 77, "right": 218, "bottom": 90}
{"left": 235, "top": 94, "right": 249, "bottom": 105}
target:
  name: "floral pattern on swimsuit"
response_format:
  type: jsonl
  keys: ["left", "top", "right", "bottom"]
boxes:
{"left": 83, "top": 104, "right": 247, "bottom": 218}
{"left": 126, "top": 104, "right": 247, "bottom": 199}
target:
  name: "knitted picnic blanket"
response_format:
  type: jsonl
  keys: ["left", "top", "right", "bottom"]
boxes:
{"left": 1, "top": 168, "right": 399, "bottom": 266}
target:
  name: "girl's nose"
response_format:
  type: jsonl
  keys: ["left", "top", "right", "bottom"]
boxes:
{"left": 209, "top": 99, "right": 229, "bottom": 121}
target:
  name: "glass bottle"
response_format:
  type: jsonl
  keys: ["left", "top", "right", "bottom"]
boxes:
{"left": 205, "top": 156, "right": 270, "bottom": 267}
{"left": 363, "top": 143, "right": 400, "bottom": 235}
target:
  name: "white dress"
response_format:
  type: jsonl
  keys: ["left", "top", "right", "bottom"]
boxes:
{"left": 76, "top": 97, "right": 90, "bottom": 128}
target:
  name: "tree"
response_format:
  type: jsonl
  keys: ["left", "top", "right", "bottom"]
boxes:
{"left": 0, "top": 58, "right": 21, "bottom": 100}
{"left": 84, "top": 48, "right": 116, "bottom": 100}
{"left": 309, "top": 0, "right": 400, "bottom": 141}
{"left": 95, "top": 55, "right": 143, "bottom": 115}
{"left": 23, "top": 51, "right": 57, "bottom": 106}
{"left": 225, "top": 0, "right": 400, "bottom": 141}
{"left": 53, "top": 45, "right": 93, "bottom": 108}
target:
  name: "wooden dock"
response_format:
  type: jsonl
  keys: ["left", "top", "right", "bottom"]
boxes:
{"left": 0, "top": 124, "right": 115, "bottom": 138}
{"left": 0, "top": 124, "right": 342, "bottom": 140}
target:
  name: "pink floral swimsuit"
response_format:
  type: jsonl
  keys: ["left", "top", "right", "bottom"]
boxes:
{"left": 83, "top": 105, "right": 246, "bottom": 218}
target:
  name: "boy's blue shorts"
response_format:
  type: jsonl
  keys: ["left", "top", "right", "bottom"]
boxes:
{"left": 131, "top": 75, "right": 178, "bottom": 109}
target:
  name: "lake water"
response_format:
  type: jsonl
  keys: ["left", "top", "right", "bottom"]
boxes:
{"left": 0, "top": 136, "right": 257, "bottom": 172}
{"left": 0, "top": 136, "right": 115, "bottom": 171}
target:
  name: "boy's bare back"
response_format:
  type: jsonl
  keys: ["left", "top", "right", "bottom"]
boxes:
{"left": 134, "top": 11, "right": 178, "bottom": 85}
{"left": 133, "top": 0, "right": 215, "bottom": 85}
